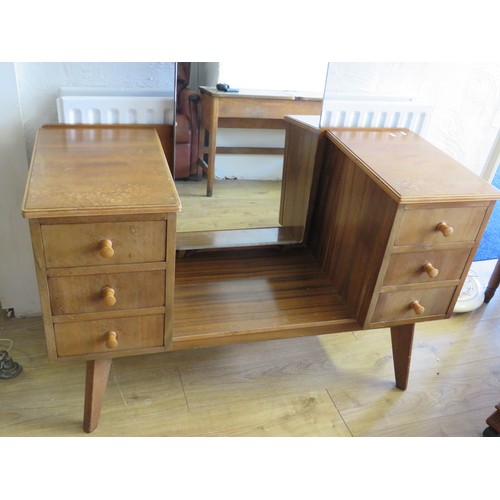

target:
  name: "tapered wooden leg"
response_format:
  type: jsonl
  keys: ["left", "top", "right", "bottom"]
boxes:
{"left": 484, "top": 259, "right": 500, "bottom": 303}
{"left": 83, "top": 359, "right": 112, "bottom": 433}
{"left": 390, "top": 323, "right": 415, "bottom": 390}
{"left": 484, "top": 403, "right": 500, "bottom": 436}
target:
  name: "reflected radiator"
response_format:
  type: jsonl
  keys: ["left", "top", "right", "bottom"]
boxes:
{"left": 56, "top": 88, "right": 175, "bottom": 125}
{"left": 321, "top": 97, "right": 432, "bottom": 135}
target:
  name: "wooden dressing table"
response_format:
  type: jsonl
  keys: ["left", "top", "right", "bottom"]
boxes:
{"left": 22, "top": 121, "right": 499, "bottom": 433}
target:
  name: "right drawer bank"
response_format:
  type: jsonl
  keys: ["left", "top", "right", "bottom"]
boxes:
{"left": 370, "top": 202, "right": 489, "bottom": 327}
{"left": 317, "top": 129, "right": 499, "bottom": 330}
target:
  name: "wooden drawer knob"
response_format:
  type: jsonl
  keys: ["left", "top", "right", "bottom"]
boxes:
{"left": 409, "top": 300, "right": 425, "bottom": 315}
{"left": 101, "top": 286, "right": 116, "bottom": 306}
{"left": 436, "top": 222, "right": 454, "bottom": 237}
{"left": 98, "top": 239, "right": 114, "bottom": 258}
{"left": 423, "top": 263, "right": 439, "bottom": 278}
{"left": 104, "top": 331, "right": 118, "bottom": 349}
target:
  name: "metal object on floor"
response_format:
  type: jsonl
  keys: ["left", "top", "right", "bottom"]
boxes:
{"left": 0, "top": 349, "right": 22, "bottom": 379}
{"left": 483, "top": 403, "right": 500, "bottom": 437}
{"left": 483, "top": 426, "right": 499, "bottom": 437}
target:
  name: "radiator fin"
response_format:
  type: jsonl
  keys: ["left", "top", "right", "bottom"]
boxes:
{"left": 321, "top": 100, "right": 432, "bottom": 135}
{"left": 57, "top": 95, "right": 175, "bottom": 125}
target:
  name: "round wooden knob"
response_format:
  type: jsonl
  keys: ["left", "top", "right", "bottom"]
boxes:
{"left": 423, "top": 263, "right": 439, "bottom": 278}
{"left": 436, "top": 222, "right": 454, "bottom": 237}
{"left": 101, "top": 286, "right": 116, "bottom": 306}
{"left": 104, "top": 331, "right": 118, "bottom": 349}
{"left": 98, "top": 239, "right": 114, "bottom": 258}
{"left": 409, "top": 300, "right": 425, "bottom": 315}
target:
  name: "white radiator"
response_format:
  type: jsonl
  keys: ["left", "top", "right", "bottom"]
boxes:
{"left": 320, "top": 95, "right": 432, "bottom": 135}
{"left": 56, "top": 88, "right": 175, "bottom": 125}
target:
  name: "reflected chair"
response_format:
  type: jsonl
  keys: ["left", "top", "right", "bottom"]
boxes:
{"left": 175, "top": 62, "right": 201, "bottom": 179}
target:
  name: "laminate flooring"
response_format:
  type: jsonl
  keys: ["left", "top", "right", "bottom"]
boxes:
{"left": 1, "top": 259, "right": 498, "bottom": 438}
{"left": 175, "top": 178, "right": 282, "bottom": 232}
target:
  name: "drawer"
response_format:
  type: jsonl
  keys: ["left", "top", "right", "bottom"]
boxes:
{"left": 48, "top": 270, "right": 165, "bottom": 315}
{"left": 54, "top": 315, "right": 164, "bottom": 356}
{"left": 394, "top": 206, "right": 487, "bottom": 246}
{"left": 41, "top": 221, "right": 166, "bottom": 268}
{"left": 371, "top": 286, "right": 457, "bottom": 324}
{"left": 383, "top": 248, "right": 471, "bottom": 286}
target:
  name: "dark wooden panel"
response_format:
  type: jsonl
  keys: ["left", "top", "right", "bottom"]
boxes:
{"left": 173, "top": 247, "right": 358, "bottom": 348}
{"left": 306, "top": 138, "right": 398, "bottom": 323}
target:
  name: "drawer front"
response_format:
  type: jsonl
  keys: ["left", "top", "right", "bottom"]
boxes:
{"left": 372, "top": 286, "right": 456, "bottom": 324}
{"left": 42, "top": 221, "right": 166, "bottom": 268}
{"left": 383, "top": 248, "right": 471, "bottom": 286}
{"left": 54, "top": 315, "right": 164, "bottom": 356}
{"left": 48, "top": 270, "right": 165, "bottom": 315}
{"left": 394, "top": 206, "right": 487, "bottom": 246}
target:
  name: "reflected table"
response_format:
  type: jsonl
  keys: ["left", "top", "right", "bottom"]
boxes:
{"left": 197, "top": 86, "right": 322, "bottom": 196}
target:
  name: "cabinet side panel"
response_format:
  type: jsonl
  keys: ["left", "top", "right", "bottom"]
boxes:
{"left": 164, "top": 214, "right": 176, "bottom": 350}
{"left": 279, "top": 123, "right": 319, "bottom": 235}
{"left": 28, "top": 220, "right": 58, "bottom": 362}
{"left": 306, "top": 139, "right": 397, "bottom": 322}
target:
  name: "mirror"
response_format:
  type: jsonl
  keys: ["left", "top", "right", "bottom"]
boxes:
{"left": 174, "top": 62, "right": 500, "bottom": 250}
{"left": 174, "top": 62, "right": 328, "bottom": 249}
{"left": 321, "top": 62, "right": 500, "bottom": 179}
{"left": 15, "top": 62, "right": 176, "bottom": 166}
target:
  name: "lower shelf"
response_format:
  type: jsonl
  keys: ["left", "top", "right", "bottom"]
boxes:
{"left": 172, "top": 246, "right": 358, "bottom": 349}
{"left": 176, "top": 226, "right": 303, "bottom": 251}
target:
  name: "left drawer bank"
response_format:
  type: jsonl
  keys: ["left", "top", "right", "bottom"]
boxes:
{"left": 21, "top": 125, "right": 181, "bottom": 364}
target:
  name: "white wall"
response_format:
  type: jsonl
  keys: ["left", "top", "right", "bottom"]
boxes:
{"left": 16, "top": 62, "right": 175, "bottom": 160}
{"left": 0, "top": 62, "right": 175, "bottom": 316}
{"left": 189, "top": 62, "right": 219, "bottom": 90}
{"left": 325, "top": 62, "right": 500, "bottom": 178}
{"left": 212, "top": 62, "right": 328, "bottom": 179}
{"left": 0, "top": 63, "right": 39, "bottom": 316}
{"left": 218, "top": 61, "right": 327, "bottom": 93}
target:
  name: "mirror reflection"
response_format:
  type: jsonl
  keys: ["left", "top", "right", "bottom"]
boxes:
{"left": 321, "top": 62, "right": 500, "bottom": 180}
{"left": 174, "top": 62, "right": 500, "bottom": 249}
{"left": 25, "top": 62, "right": 497, "bottom": 250}
{"left": 174, "top": 62, "right": 327, "bottom": 242}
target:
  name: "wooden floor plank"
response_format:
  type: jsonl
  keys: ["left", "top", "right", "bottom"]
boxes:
{"left": 175, "top": 179, "right": 281, "bottom": 232}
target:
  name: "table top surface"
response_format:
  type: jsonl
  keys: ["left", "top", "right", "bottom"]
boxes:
{"left": 328, "top": 128, "right": 500, "bottom": 204}
{"left": 285, "top": 115, "right": 321, "bottom": 131}
{"left": 22, "top": 125, "right": 181, "bottom": 219}
{"left": 199, "top": 86, "right": 323, "bottom": 101}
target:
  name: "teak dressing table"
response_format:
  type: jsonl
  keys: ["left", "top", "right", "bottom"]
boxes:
{"left": 22, "top": 121, "right": 499, "bottom": 433}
